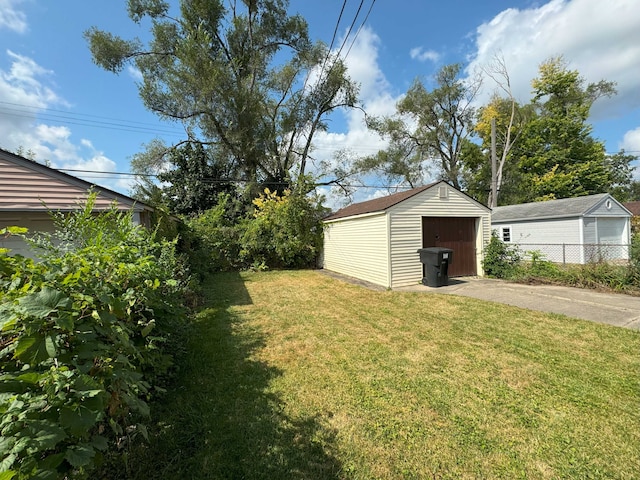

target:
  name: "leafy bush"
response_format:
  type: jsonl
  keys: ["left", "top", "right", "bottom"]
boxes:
{"left": 522, "top": 250, "right": 563, "bottom": 279}
{"left": 0, "top": 195, "right": 188, "bottom": 479}
{"left": 482, "top": 233, "right": 522, "bottom": 278}
{"left": 239, "top": 188, "right": 327, "bottom": 269}
{"left": 184, "top": 193, "right": 243, "bottom": 274}
{"left": 184, "top": 188, "right": 328, "bottom": 273}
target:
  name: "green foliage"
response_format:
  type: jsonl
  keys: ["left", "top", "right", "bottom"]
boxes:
{"left": 86, "top": 0, "right": 358, "bottom": 198}
{"left": 523, "top": 250, "right": 563, "bottom": 279}
{"left": 463, "top": 57, "right": 636, "bottom": 206}
{"left": 239, "top": 188, "right": 327, "bottom": 269}
{"left": 138, "top": 142, "right": 236, "bottom": 216}
{"left": 0, "top": 194, "right": 188, "bottom": 479}
{"left": 481, "top": 233, "right": 522, "bottom": 278}
{"left": 515, "top": 57, "right": 616, "bottom": 202}
{"left": 363, "top": 64, "right": 479, "bottom": 189}
{"left": 482, "top": 232, "right": 640, "bottom": 294}
{"left": 184, "top": 193, "right": 244, "bottom": 274}
{"left": 182, "top": 187, "right": 327, "bottom": 273}
{"left": 604, "top": 150, "right": 640, "bottom": 203}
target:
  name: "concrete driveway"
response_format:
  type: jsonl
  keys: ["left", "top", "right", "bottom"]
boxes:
{"left": 395, "top": 278, "right": 640, "bottom": 330}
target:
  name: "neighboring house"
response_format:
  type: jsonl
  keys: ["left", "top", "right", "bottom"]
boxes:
{"left": 322, "top": 181, "right": 491, "bottom": 289}
{"left": 623, "top": 201, "right": 640, "bottom": 234}
{"left": 491, "top": 194, "right": 632, "bottom": 264}
{"left": 0, "top": 148, "right": 153, "bottom": 257}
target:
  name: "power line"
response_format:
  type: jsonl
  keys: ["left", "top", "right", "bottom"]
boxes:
{"left": 334, "top": 0, "right": 365, "bottom": 61}
{"left": 344, "top": 0, "right": 376, "bottom": 60}
{"left": 55, "top": 167, "right": 419, "bottom": 190}
{"left": 0, "top": 101, "right": 184, "bottom": 137}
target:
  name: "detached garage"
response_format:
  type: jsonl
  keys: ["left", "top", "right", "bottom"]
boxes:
{"left": 491, "top": 193, "right": 632, "bottom": 264}
{"left": 322, "top": 181, "right": 491, "bottom": 289}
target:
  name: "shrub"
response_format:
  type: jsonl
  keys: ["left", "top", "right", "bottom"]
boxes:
{"left": 482, "top": 233, "right": 522, "bottom": 278}
{"left": 522, "top": 250, "right": 563, "bottom": 279}
{"left": 184, "top": 193, "right": 243, "bottom": 274}
{"left": 0, "top": 195, "right": 188, "bottom": 479}
{"left": 239, "top": 188, "right": 327, "bottom": 269}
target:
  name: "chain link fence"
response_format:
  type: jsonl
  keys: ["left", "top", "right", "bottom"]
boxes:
{"left": 509, "top": 243, "right": 631, "bottom": 265}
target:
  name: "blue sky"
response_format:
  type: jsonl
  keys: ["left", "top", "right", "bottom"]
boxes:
{"left": 1, "top": 0, "right": 639, "bottom": 206}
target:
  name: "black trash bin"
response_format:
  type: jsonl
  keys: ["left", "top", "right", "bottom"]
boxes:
{"left": 417, "top": 247, "right": 454, "bottom": 287}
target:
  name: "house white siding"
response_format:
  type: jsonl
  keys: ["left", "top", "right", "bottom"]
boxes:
{"left": 0, "top": 213, "right": 55, "bottom": 258}
{"left": 323, "top": 213, "right": 390, "bottom": 287}
{"left": 388, "top": 187, "right": 490, "bottom": 287}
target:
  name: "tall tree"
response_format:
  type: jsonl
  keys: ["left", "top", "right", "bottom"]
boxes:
{"left": 515, "top": 57, "right": 616, "bottom": 201}
{"left": 604, "top": 150, "right": 639, "bottom": 203}
{"left": 474, "top": 56, "right": 533, "bottom": 206}
{"left": 361, "top": 64, "right": 481, "bottom": 189}
{"left": 466, "top": 96, "right": 534, "bottom": 205}
{"left": 86, "top": 0, "right": 358, "bottom": 198}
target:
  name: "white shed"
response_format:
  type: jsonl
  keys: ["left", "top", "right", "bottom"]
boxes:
{"left": 491, "top": 194, "right": 632, "bottom": 264}
{"left": 322, "top": 181, "right": 491, "bottom": 289}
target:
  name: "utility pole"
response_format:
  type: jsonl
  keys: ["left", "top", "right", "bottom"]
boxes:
{"left": 490, "top": 117, "right": 497, "bottom": 208}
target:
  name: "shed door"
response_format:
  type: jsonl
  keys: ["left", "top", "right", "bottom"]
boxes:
{"left": 422, "top": 217, "right": 477, "bottom": 276}
{"left": 597, "top": 218, "right": 625, "bottom": 244}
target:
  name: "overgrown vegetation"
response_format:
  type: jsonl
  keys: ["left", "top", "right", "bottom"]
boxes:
{"left": 483, "top": 231, "right": 640, "bottom": 294}
{"left": 183, "top": 188, "right": 328, "bottom": 275}
{"left": 0, "top": 195, "right": 189, "bottom": 479}
{"left": 481, "top": 233, "right": 522, "bottom": 278}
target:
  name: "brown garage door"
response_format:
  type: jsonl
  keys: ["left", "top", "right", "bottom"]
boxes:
{"left": 422, "top": 217, "right": 477, "bottom": 276}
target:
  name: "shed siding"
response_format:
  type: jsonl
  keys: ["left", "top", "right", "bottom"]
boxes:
{"left": 494, "top": 218, "right": 582, "bottom": 245}
{"left": 323, "top": 213, "right": 390, "bottom": 287}
{"left": 389, "top": 187, "right": 490, "bottom": 287}
{"left": 583, "top": 218, "right": 597, "bottom": 244}
{"left": 596, "top": 218, "right": 626, "bottom": 243}
{"left": 493, "top": 218, "right": 582, "bottom": 263}
{"left": 587, "top": 198, "right": 629, "bottom": 217}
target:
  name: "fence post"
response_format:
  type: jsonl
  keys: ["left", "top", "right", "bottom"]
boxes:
{"left": 562, "top": 243, "right": 566, "bottom": 265}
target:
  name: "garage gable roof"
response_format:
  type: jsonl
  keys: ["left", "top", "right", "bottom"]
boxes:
{"left": 492, "top": 194, "right": 629, "bottom": 222}
{"left": 324, "top": 182, "right": 452, "bottom": 221}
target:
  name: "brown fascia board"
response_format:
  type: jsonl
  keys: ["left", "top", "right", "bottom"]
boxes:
{"left": 323, "top": 182, "right": 439, "bottom": 221}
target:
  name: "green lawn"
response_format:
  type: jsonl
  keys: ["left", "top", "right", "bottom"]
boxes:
{"left": 109, "top": 270, "right": 640, "bottom": 479}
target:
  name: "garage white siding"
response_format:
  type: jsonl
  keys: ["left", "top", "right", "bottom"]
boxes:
{"left": 388, "top": 187, "right": 490, "bottom": 287}
{"left": 506, "top": 218, "right": 582, "bottom": 245}
{"left": 323, "top": 213, "right": 390, "bottom": 287}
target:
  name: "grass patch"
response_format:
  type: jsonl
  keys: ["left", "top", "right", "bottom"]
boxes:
{"left": 105, "top": 270, "right": 640, "bottom": 479}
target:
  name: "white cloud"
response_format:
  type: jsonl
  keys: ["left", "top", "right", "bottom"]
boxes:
{"left": 127, "top": 65, "right": 143, "bottom": 83}
{"left": 409, "top": 47, "right": 440, "bottom": 63}
{"left": 307, "top": 26, "right": 402, "bottom": 206}
{"left": 466, "top": 0, "right": 640, "bottom": 118}
{"left": 0, "top": 0, "right": 27, "bottom": 34}
{"left": 622, "top": 127, "right": 640, "bottom": 153}
{"left": 0, "top": 51, "right": 122, "bottom": 190}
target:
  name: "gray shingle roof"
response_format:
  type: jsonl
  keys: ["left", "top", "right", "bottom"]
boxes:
{"left": 491, "top": 194, "right": 611, "bottom": 222}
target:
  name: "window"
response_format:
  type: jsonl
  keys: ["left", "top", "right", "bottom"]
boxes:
{"left": 501, "top": 226, "right": 511, "bottom": 242}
